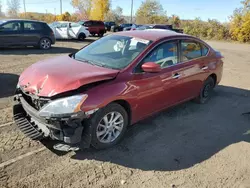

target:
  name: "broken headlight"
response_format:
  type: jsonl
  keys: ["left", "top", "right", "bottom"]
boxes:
{"left": 38, "top": 94, "right": 88, "bottom": 117}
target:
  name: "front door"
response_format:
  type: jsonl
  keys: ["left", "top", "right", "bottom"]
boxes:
{"left": 0, "top": 21, "right": 22, "bottom": 46}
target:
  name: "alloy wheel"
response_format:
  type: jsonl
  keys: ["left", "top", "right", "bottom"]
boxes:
{"left": 96, "top": 111, "right": 124, "bottom": 144}
{"left": 40, "top": 39, "right": 51, "bottom": 49}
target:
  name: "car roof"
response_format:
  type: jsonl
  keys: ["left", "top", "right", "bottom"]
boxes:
{"left": 114, "top": 29, "right": 187, "bottom": 41}
{"left": 0, "top": 19, "right": 46, "bottom": 23}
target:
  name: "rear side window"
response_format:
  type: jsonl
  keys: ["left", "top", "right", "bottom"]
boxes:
{"left": 57, "top": 23, "right": 68, "bottom": 28}
{"left": 24, "top": 22, "right": 42, "bottom": 31}
{"left": 71, "top": 23, "right": 80, "bottom": 28}
{"left": 84, "top": 21, "right": 92, "bottom": 27}
{"left": 181, "top": 41, "right": 202, "bottom": 61}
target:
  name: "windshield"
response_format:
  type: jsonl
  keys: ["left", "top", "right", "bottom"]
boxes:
{"left": 74, "top": 34, "right": 152, "bottom": 70}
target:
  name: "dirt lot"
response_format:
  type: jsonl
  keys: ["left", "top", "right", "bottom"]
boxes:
{"left": 1, "top": 39, "right": 250, "bottom": 188}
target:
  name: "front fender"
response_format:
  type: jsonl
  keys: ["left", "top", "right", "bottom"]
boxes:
{"left": 80, "top": 81, "right": 136, "bottom": 113}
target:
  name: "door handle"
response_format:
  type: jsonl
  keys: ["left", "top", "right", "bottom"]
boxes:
{"left": 172, "top": 73, "right": 180, "bottom": 79}
{"left": 201, "top": 66, "right": 208, "bottom": 70}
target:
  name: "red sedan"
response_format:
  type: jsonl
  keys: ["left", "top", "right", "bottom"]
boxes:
{"left": 13, "top": 29, "right": 223, "bottom": 151}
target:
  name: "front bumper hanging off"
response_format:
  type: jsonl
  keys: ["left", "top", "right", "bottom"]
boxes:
{"left": 13, "top": 94, "right": 92, "bottom": 150}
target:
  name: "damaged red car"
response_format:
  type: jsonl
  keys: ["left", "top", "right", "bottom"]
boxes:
{"left": 13, "top": 30, "right": 223, "bottom": 151}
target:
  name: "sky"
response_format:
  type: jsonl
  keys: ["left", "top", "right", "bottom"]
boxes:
{"left": 1, "top": 0, "right": 243, "bottom": 22}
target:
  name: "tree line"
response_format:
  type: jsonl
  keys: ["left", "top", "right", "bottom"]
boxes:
{"left": 1, "top": 0, "right": 250, "bottom": 43}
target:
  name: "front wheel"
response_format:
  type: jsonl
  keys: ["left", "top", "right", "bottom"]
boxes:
{"left": 78, "top": 33, "right": 86, "bottom": 41}
{"left": 89, "top": 103, "right": 128, "bottom": 149}
{"left": 39, "top": 38, "right": 51, "bottom": 50}
{"left": 194, "top": 77, "right": 215, "bottom": 104}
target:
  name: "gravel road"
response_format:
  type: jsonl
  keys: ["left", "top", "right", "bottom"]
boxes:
{"left": 0, "top": 39, "right": 250, "bottom": 188}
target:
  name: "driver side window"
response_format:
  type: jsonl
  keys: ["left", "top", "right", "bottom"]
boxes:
{"left": 142, "top": 41, "right": 179, "bottom": 69}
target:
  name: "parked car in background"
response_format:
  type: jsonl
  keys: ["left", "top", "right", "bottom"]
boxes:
{"left": 49, "top": 21, "right": 90, "bottom": 40}
{"left": 0, "top": 19, "right": 55, "bottom": 49}
{"left": 111, "top": 23, "right": 133, "bottom": 32}
{"left": 152, "top": 24, "right": 184, "bottom": 33}
{"left": 78, "top": 20, "right": 106, "bottom": 37}
{"left": 14, "top": 30, "right": 223, "bottom": 151}
{"left": 104, "top": 21, "right": 116, "bottom": 31}
{"left": 135, "top": 25, "right": 153, "bottom": 30}
{"left": 123, "top": 24, "right": 142, "bottom": 31}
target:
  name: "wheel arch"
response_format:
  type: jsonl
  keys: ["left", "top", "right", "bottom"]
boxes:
{"left": 110, "top": 99, "right": 132, "bottom": 126}
{"left": 209, "top": 73, "right": 217, "bottom": 87}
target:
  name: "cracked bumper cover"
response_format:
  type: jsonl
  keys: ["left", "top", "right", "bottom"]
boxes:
{"left": 13, "top": 94, "right": 92, "bottom": 147}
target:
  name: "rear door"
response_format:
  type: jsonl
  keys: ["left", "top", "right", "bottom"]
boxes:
{"left": 55, "top": 23, "right": 68, "bottom": 39}
{"left": 22, "top": 21, "right": 43, "bottom": 45}
{"left": 68, "top": 23, "right": 80, "bottom": 39}
{"left": 172, "top": 39, "right": 210, "bottom": 102}
{"left": 0, "top": 21, "right": 22, "bottom": 46}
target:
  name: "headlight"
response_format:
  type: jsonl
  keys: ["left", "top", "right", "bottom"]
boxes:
{"left": 39, "top": 94, "right": 88, "bottom": 117}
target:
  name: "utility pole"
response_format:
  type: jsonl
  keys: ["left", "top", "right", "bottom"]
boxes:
{"left": 60, "top": 0, "right": 62, "bottom": 15}
{"left": 23, "top": 0, "right": 26, "bottom": 18}
{"left": 130, "top": 0, "right": 133, "bottom": 23}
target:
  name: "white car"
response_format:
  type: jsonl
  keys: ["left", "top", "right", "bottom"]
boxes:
{"left": 49, "top": 21, "right": 90, "bottom": 40}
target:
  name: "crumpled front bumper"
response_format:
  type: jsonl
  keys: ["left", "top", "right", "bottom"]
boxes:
{"left": 13, "top": 94, "right": 92, "bottom": 148}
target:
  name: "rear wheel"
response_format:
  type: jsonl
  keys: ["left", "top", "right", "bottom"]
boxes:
{"left": 98, "top": 31, "right": 104, "bottom": 37}
{"left": 39, "top": 38, "right": 51, "bottom": 50}
{"left": 78, "top": 33, "right": 86, "bottom": 41}
{"left": 194, "top": 76, "right": 215, "bottom": 104}
{"left": 89, "top": 103, "right": 128, "bottom": 149}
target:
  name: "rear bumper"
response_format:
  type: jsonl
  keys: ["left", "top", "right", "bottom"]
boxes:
{"left": 13, "top": 94, "right": 88, "bottom": 146}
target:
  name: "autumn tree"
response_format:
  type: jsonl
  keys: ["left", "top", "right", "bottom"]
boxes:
{"left": 169, "top": 15, "right": 180, "bottom": 28}
{"left": 230, "top": 0, "right": 250, "bottom": 42}
{"left": 90, "top": 0, "right": 110, "bottom": 20}
{"left": 7, "top": 0, "right": 20, "bottom": 17}
{"left": 135, "top": 0, "right": 167, "bottom": 24}
{"left": 71, "top": 0, "right": 92, "bottom": 19}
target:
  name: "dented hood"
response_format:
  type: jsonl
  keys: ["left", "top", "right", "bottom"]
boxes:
{"left": 19, "top": 55, "right": 119, "bottom": 97}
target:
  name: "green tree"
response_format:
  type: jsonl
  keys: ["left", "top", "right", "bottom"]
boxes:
{"left": 135, "top": 0, "right": 167, "bottom": 24}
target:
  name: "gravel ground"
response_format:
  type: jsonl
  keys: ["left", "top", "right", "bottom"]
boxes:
{"left": 0, "top": 38, "right": 250, "bottom": 188}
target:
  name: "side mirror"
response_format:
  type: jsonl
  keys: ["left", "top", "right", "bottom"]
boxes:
{"left": 141, "top": 62, "right": 161, "bottom": 73}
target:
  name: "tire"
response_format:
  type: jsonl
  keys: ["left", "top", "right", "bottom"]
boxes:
{"left": 98, "top": 32, "right": 104, "bottom": 37}
{"left": 194, "top": 76, "right": 215, "bottom": 104}
{"left": 78, "top": 33, "right": 86, "bottom": 41}
{"left": 89, "top": 103, "right": 128, "bottom": 149}
{"left": 39, "top": 38, "right": 51, "bottom": 50}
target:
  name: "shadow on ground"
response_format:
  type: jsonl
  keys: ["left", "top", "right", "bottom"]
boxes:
{"left": 70, "top": 85, "right": 250, "bottom": 171}
{"left": 0, "top": 73, "right": 19, "bottom": 98}
{"left": 0, "top": 46, "right": 78, "bottom": 55}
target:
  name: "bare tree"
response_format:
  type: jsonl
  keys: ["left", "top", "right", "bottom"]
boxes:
{"left": 0, "top": 0, "right": 4, "bottom": 17}
{"left": 7, "top": 0, "right": 20, "bottom": 17}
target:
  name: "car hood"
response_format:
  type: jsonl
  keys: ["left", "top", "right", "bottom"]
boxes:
{"left": 19, "top": 55, "right": 119, "bottom": 97}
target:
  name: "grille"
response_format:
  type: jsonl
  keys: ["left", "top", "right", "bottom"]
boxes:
{"left": 13, "top": 105, "right": 43, "bottom": 140}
